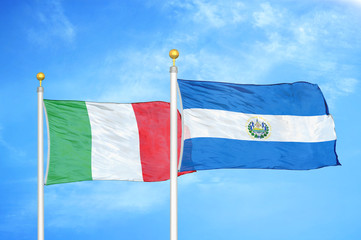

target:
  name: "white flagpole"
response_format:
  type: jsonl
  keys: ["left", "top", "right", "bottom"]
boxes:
{"left": 169, "top": 49, "right": 179, "bottom": 240}
{"left": 37, "top": 72, "right": 45, "bottom": 240}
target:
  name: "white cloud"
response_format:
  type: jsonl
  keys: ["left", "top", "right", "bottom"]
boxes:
{"left": 192, "top": 0, "right": 245, "bottom": 27}
{"left": 337, "top": 78, "right": 359, "bottom": 93}
{"left": 332, "top": 0, "right": 361, "bottom": 7}
{"left": 244, "top": 3, "right": 361, "bottom": 93}
{"left": 253, "top": 2, "right": 283, "bottom": 28}
{"left": 45, "top": 181, "right": 168, "bottom": 228}
{"left": 165, "top": 0, "right": 246, "bottom": 28}
{"left": 0, "top": 126, "right": 26, "bottom": 158}
{"left": 165, "top": 1, "right": 360, "bottom": 96}
{"left": 52, "top": 1, "right": 360, "bottom": 108}
{"left": 320, "top": 78, "right": 359, "bottom": 106}
{"left": 27, "top": 0, "right": 75, "bottom": 45}
{"left": 178, "top": 170, "right": 302, "bottom": 225}
{"left": 93, "top": 47, "right": 171, "bottom": 103}
{"left": 0, "top": 203, "right": 36, "bottom": 234}
{"left": 293, "top": 26, "right": 316, "bottom": 45}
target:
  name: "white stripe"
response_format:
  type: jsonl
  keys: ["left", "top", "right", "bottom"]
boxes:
{"left": 184, "top": 109, "right": 336, "bottom": 143}
{"left": 86, "top": 102, "right": 143, "bottom": 181}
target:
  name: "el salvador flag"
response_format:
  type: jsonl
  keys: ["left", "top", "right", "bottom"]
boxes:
{"left": 178, "top": 79, "right": 340, "bottom": 172}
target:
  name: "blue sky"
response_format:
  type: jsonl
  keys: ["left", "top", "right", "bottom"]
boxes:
{"left": 1, "top": 0, "right": 361, "bottom": 239}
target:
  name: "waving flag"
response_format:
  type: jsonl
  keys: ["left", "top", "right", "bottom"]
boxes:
{"left": 178, "top": 79, "right": 340, "bottom": 172}
{"left": 44, "top": 100, "right": 190, "bottom": 185}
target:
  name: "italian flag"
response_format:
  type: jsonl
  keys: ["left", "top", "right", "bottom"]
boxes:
{"left": 44, "top": 100, "right": 188, "bottom": 185}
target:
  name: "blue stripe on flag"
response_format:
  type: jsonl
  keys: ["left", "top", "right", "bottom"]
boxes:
{"left": 180, "top": 138, "right": 340, "bottom": 171}
{"left": 178, "top": 79, "right": 329, "bottom": 116}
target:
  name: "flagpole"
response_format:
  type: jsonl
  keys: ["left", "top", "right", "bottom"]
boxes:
{"left": 169, "top": 49, "right": 179, "bottom": 240}
{"left": 37, "top": 72, "right": 45, "bottom": 240}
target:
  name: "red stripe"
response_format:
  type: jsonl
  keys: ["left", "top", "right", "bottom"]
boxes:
{"left": 132, "top": 102, "right": 192, "bottom": 182}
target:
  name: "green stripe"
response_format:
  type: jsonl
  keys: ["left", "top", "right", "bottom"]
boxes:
{"left": 44, "top": 100, "right": 92, "bottom": 185}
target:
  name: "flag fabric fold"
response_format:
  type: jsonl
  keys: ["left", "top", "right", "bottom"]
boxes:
{"left": 44, "top": 100, "right": 189, "bottom": 185}
{"left": 177, "top": 79, "right": 340, "bottom": 172}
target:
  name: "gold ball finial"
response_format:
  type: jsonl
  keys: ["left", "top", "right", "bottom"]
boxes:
{"left": 169, "top": 49, "right": 179, "bottom": 66}
{"left": 169, "top": 49, "right": 179, "bottom": 59}
{"left": 37, "top": 72, "right": 45, "bottom": 81}
{"left": 37, "top": 72, "right": 45, "bottom": 87}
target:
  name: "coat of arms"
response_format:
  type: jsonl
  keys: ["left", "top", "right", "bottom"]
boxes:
{"left": 247, "top": 117, "right": 270, "bottom": 139}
